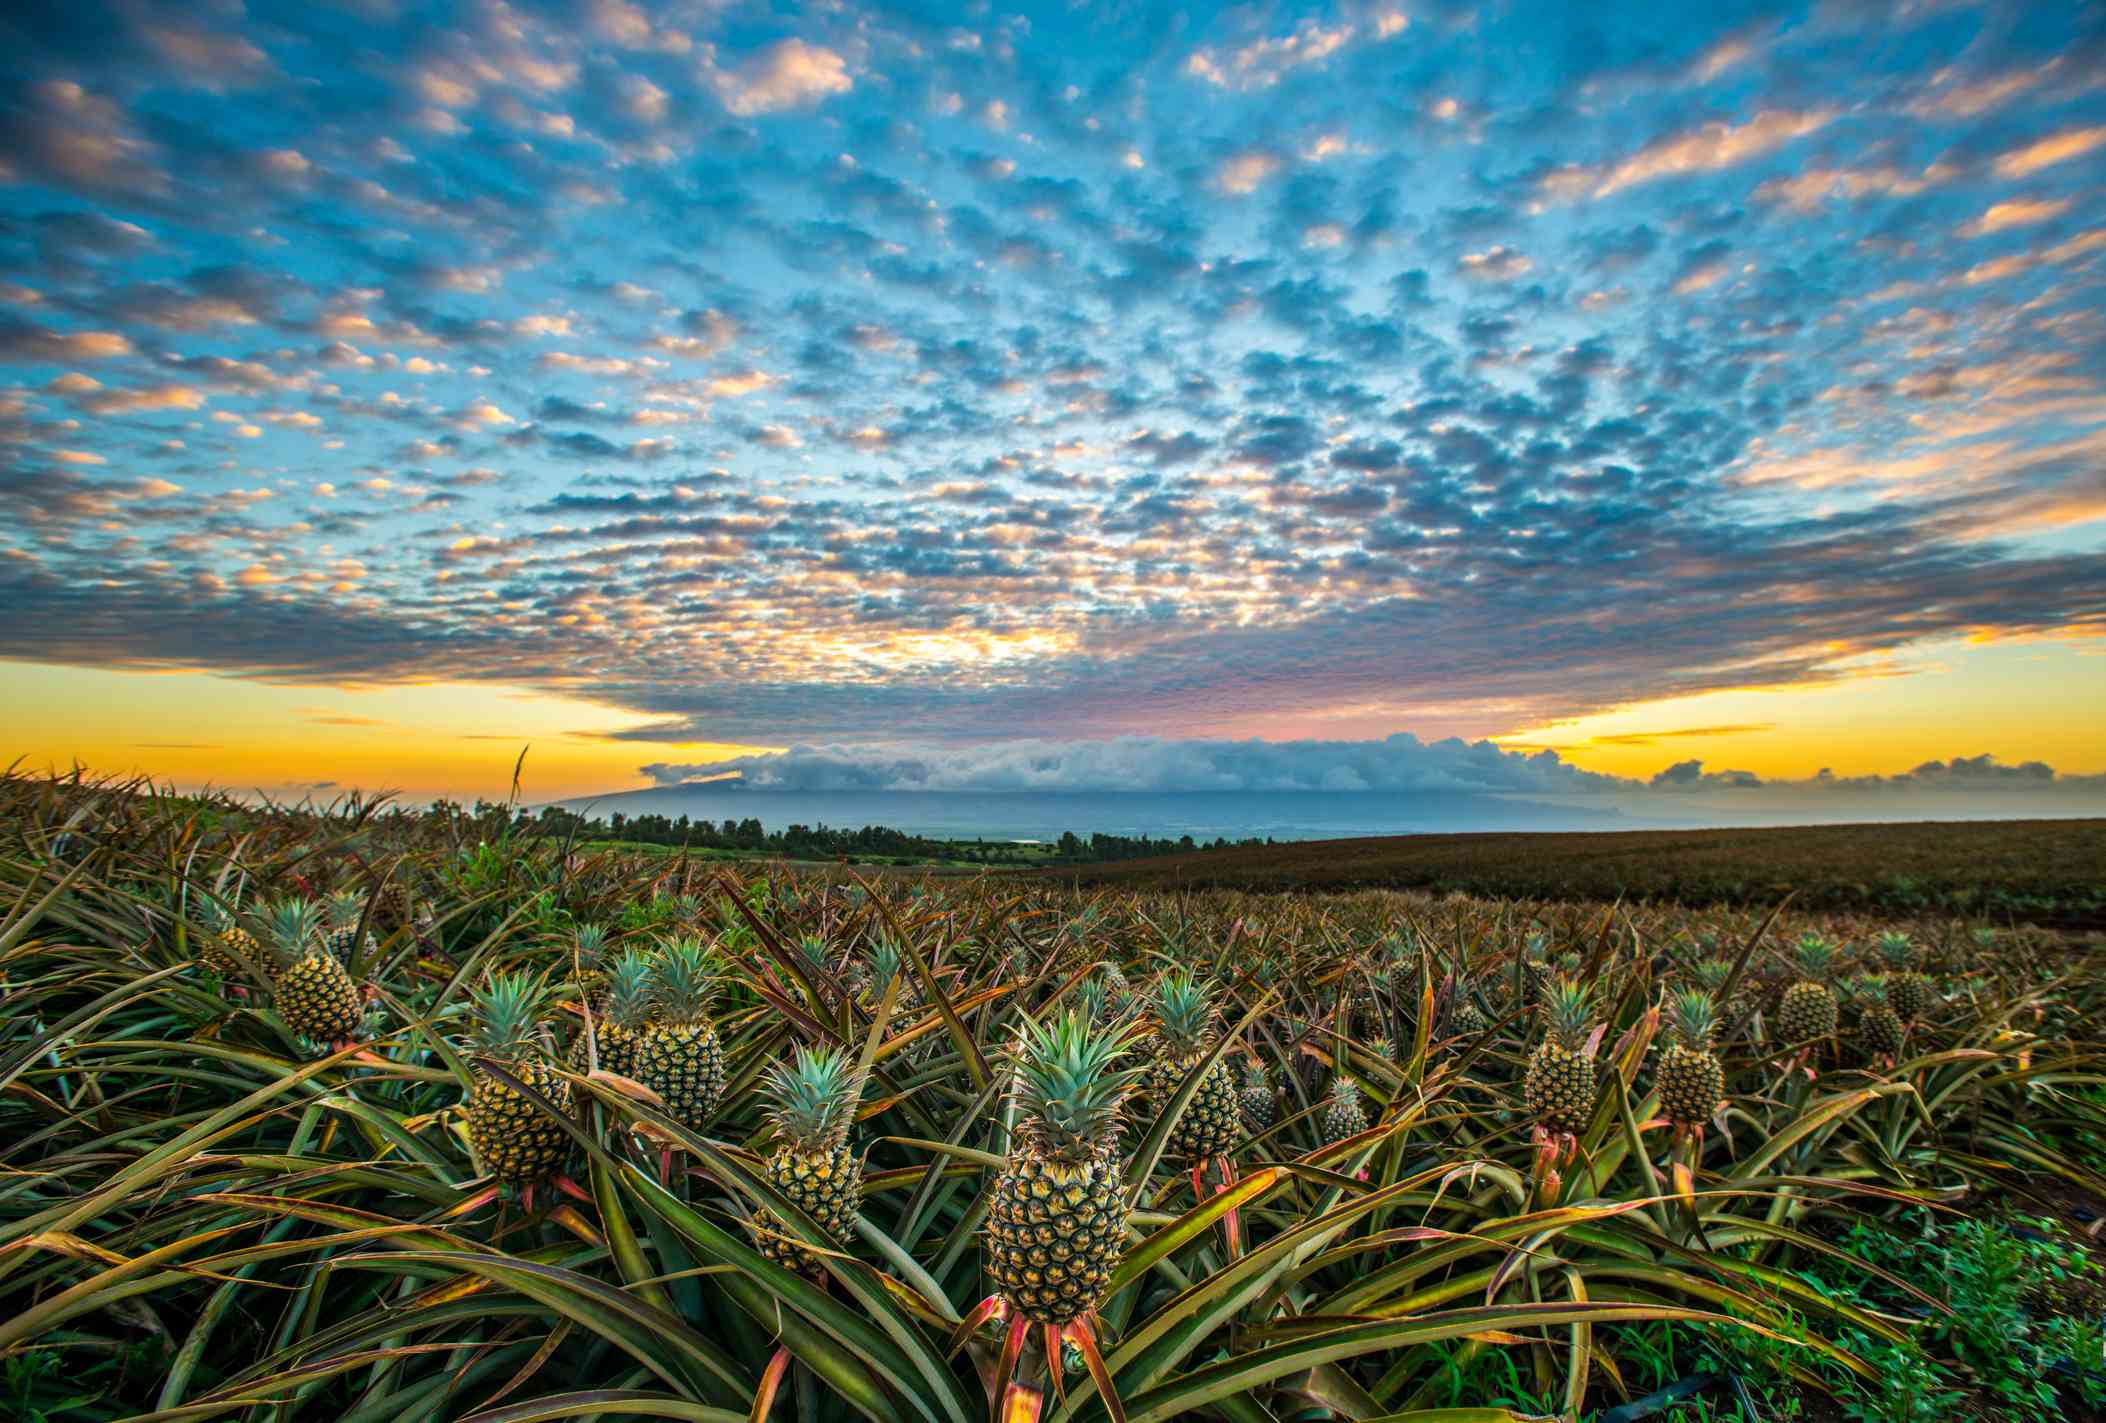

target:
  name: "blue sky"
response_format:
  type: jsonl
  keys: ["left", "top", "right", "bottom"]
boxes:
{"left": 2, "top": 0, "right": 2104, "bottom": 797}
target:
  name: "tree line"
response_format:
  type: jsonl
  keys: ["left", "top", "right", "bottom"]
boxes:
{"left": 428, "top": 799, "right": 1271, "bottom": 864}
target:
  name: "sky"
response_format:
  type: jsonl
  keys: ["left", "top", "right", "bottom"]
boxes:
{"left": 1, "top": 0, "right": 2103, "bottom": 806}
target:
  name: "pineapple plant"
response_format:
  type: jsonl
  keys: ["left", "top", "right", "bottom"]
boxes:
{"left": 1693, "top": 957, "right": 1756, "bottom": 1037}
{"left": 1098, "top": 961, "right": 1131, "bottom": 1010}
{"left": 570, "top": 923, "right": 613, "bottom": 994}
{"left": 196, "top": 897, "right": 257, "bottom": 980}
{"left": 323, "top": 891, "right": 371, "bottom": 964}
{"left": 753, "top": 1046, "right": 864, "bottom": 1274}
{"left": 1321, "top": 1075, "right": 1367, "bottom": 1142}
{"left": 265, "top": 897, "right": 365, "bottom": 1046}
{"left": 1524, "top": 977, "right": 1596, "bottom": 1137}
{"left": 986, "top": 1013, "right": 1140, "bottom": 1324}
{"left": 633, "top": 938, "right": 725, "bottom": 1130}
{"left": 1777, "top": 936, "right": 1839, "bottom": 1045}
{"left": 1857, "top": 976, "right": 1905, "bottom": 1059}
{"left": 1657, "top": 989, "right": 1724, "bottom": 1133}
{"left": 463, "top": 972, "right": 573, "bottom": 1188}
{"left": 1238, "top": 1062, "right": 1277, "bottom": 1134}
{"left": 1876, "top": 931, "right": 1933, "bottom": 1023}
{"left": 1448, "top": 984, "right": 1488, "bottom": 1037}
{"left": 569, "top": 948, "right": 654, "bottom": 1078}
{"left": 864, "top": 937, "right": 924, "bottom": 1010}
{"left": 1144, "top": 969, "right": 1242, "bottom": 1161}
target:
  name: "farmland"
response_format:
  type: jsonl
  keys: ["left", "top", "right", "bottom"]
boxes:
{"left": 1050, "top": 817, "right": 2106, "bottom": 925}
{"left": 3, "top": 769, "right": 2103, "bottom": 1422}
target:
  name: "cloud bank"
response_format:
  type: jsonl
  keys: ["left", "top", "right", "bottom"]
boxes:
{"left": 640, "top": 739, "right": 2106, "bottom": 800}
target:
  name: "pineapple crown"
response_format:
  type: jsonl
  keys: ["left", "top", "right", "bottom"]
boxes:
{"left": 264, "top": 897, "right": 328, "bottom": 965}
{"left": 1875, "top": 931, "right": 1914, "bottom": 969}
{"left": 867, "top": 937, "right": 907, "bottom": 987}
{"left": 1075, "top": 977, "right": 1113, "bottom": 1024}
{"left": 1241, "top": 1061, "right": 1269, "bottom": 1091}
{"left": 1542, "top": 976, "right": 1592, "bottom": 1047}
{"left": 795, "top": 933, "right": 828, "bottom": 968}
{"left": 1857, "top": 974, "right": 1889, "bottom": 1006}
{"left": 200, "top": 895, "right": 239, "bottom": 933}
{"left": 761, "top": 1045, "right": 861, "bottom": 1153}
{"left": 326, "top": 891, "right": 364, "bottom": 928}
{"left": 573, "top": 923, "right": 611, "bottom": 965}
{"left": 649, "top": 937, "right": 717, "bottom": 1022}
{"left": 1791, "top": 934, "right": 1835, "bottom": 978}
{"left": 604, "top": 950, "right": 657, "bottom": 1029}
{"left": 1007, "top": 1013, "right": 1141, "bottom": 1161}
{"left": 1151, "top": 968, "right": 1216, "bottom": 1057}
{"left": 471, "top": 971, "right": 546, "bottom": 1059}
{"left": 1327, "top": 1074, "right": 1358, "bottom": 1106}
{"left": 1668, "top": 988, "right": 1718, "bottom": 1047}
{"left": 1693, "top": 958, "right": 1732, "bottom": 992}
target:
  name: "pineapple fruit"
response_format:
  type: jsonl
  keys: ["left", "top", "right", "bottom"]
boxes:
{"left": 1448, "top": 985, "right": 1488, "bottom": 1037}
{"left": 1321, "top": 1075, "right": 1367, "bottom": 1142}
{"left": 1658, "top": 989, "right": 1724, "bottom": 1133}
{"left": 464, "top": 972, "right": 573, "bottom": 1188}
{"left": 1524, "top": 977, "right": 1596, "bottom": 1137}
{"left": 1777, "top": 935, "right": 1839, "bottom": 1045}
{"left": 266, "top": 898, "right": 365, "bottom": 1046}
{"left": 986, "top": 1013, "right": 1139, "bottom": 1324}
{"left": 323, "top": 891, "right": 372, "bottom": 965}
{"left": 1876, "top": 931, "right": 1932, "bottom": 1023}
{"left": 753, "top": 1046, "right": 865, "bottom": 1274}
{"left": 1239, "top": 1063, "right": 1277, "bottom": 1134}
{"left": 1856, "top": 977, "right": 1905, "bottom": 1059}
{"left": 196, "top": 898, "right": 257, "bottom": 980}
{"left": 569, "top": 948, "right": 654, "bottom": 1078}
{"left": 633, "top": 938, "right": 725, "bottom": 1131}
{"left": 1144, "top": 970, "right": 1242, "bottom": 1161}
{"left": 1098, "top": 962, "right": 1131, "bottom": 1011}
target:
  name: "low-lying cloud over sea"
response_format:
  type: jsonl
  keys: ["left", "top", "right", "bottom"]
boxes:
{"left": 551, "top": 736, "right": 2106, "bottom": 841}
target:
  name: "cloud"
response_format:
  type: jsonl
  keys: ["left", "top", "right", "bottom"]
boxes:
{"left": 1959, "top": 197, "right": 2071, "bottom": 237}
{"left": 0, "top": 0, "right": 2102, "bottom": 791}
{"left": 1649, "top": 759, "right": 1763, "bottom": 790}
{"left": 0, "top": 317, "right": 133, "bottom": 362}
{"left": 640, "top": 734, "right": 1627, "bottom": 795}
{"left": 1184, "top": 20, "right": 1363, "bottom": 92}
{"left": 1994, "top": 125, "right": 2106, "bottom": 179}
{"left": 1457, "top": 245, "right": 1532, "bottom": 282}
{"left": 1214, "top": 151, "right": 1284, "bottom": 195}
{"left": 1809, "top": 755, "right": 2104, "bottom": 793}
{"left": 1645, "top": 755, "right": 2106, "bottom": 795}
{"left": 706, "top": 39, "right": 853, "bottom": 116}
{"left": 1540, "top": 109, "right": 1833, "bottom": 202}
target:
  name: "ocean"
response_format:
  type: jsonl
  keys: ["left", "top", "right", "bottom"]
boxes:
{"left": 550, "top": 785, "right": 2106, "bottom": 843}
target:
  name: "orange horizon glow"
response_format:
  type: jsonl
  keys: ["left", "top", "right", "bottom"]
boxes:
{"left": 5, "top": 629, "right": 2101, "bottom": 801}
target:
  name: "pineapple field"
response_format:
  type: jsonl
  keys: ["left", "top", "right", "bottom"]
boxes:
{"left": 4, "top": 772, "right": 2104, "bottom": 1423}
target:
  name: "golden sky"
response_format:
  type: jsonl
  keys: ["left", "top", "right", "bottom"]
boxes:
{"left": 1490, "top": 633, "right": 2106, "bottom": 781}
{"left": 1, "top": 660, "right": 773, "bottom": 802}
